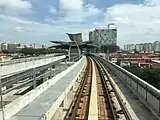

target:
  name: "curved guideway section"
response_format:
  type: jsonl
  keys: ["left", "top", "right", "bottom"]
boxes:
{"left": 94, "top": 54, "right": 159, "bottom": 120}
{"left": 65, "top": 56, "right": 137, "bottom": 120}
{"left": 3, "top": 56, "right": 86, "bottom": 120}
{"left": 0, "top": 55, "right": 66, "bottom": 77}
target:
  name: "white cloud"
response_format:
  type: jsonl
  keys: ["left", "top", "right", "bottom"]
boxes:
{"left": 59, "top": 0, "right": 101, "bottom": 23}
{"left": 0, "top": 14, "right": 39, "bottom": 24}
{"left": 44, "top": 0, "right": 101, "bottom": 26}
{"left": 49, "top": 7, "right": 57, "bottom": 14}
{"left": 144, "top": 0, "right": 160, "bottom": 6}
{"left": 14, "top": 26, "right": 33, "bottom": 32}
{"left": 0, "top": 15, "right": 90, "bottom": 44}
{"left": 15, "top": 26, "right": 23, "bottom": 32}
{"left": 0, "top": 0, "right": 32, "bottom": 14}
{"left": 2, "top": 0, "right": 160, "bottom": 48}
{"left": 60, "top": 0, "right": 83, "bottom": 11}
{"left": 85, "top": 4, "right": 101, "bottom": 17}
{"left": 0, "top": 0, "right": 32, "bottom": 9}
{"left": 104, "top": 0, "right": 160, "bottom": 47}
{"left": 0, "top": 0, "right": 99, "bottom": 44}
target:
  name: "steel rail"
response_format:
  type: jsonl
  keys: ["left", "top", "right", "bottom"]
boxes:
{"left": 94, "top": 56, "right": 133, "bottom": 120}
{"left": 66, "top": 56, "right": 133, "bottom": 120}
{"left": 92, "top": 57, "right": 117, "bottom": 119}
{"left": 65, "top": 57, "right": 92, "bottom": 120}
{"left": 70, "top": 57, "right": 91, "bottom": 119}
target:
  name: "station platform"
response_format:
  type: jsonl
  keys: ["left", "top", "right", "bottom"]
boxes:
{"left": 7, "top": 56, "right": 86, "bottom": 120}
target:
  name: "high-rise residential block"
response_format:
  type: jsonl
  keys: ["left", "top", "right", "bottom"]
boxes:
{"left": 89, "top": 24, "right": 117, "bottom": 46}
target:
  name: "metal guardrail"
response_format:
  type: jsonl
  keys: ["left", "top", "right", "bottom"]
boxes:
{"left": 1, "top": 56, "right": 69, "bottom": 88}
{"left": 0, "top": 54, "right": 65, "bottom": 66}
{"left": 1, "top": 65, "right": 49, "bottom": 87}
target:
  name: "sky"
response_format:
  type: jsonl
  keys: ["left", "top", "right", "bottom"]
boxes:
{"left": 0, "top": 0, "right": 160, "bottom": 47}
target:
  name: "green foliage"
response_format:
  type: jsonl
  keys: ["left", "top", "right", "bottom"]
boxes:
{"left": 2, "top": 50, "right": 9, "bottom": 54}
{"left": 20, "top": 48, "right": 67, "bottom": 55}
{"left": 123, "top": 66, "right": 160, "bottom": 89}
{"left": 20, "top": 48, "right": 35, "bottom": 55}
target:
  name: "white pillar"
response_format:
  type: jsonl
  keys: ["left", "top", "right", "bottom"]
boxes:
{"left": 0, "top": 75, "right": 5, "bottom": 120}
{"left": 33, "top": 68, "right": 36, "bottom": 89}
{"left": 68, "top": 42, "right": 81, "bottom": 62}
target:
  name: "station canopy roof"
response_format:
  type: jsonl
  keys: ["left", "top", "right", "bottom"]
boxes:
{"left": 66, "top": 33, "right": 82, "bottom": 42}
{"left": 49, "top": 32, "right": 99, "bottom": 49}
{"left": 49, "top": 41, "right": 99, "bottom": 49}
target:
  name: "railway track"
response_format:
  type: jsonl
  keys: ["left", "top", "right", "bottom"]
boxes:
{"left": 65, "top": 57, "right": 92, "bottom": 120}
{"left": 65, "top": 56, "right": 132, "bottom": 120}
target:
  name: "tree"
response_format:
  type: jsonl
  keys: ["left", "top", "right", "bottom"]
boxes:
{"left": 123, "top": 66, "right": 160, "bottom": 89}
{"left": 2, "top": 50, "right": 9, "bottom": 54}
{"left": 20, "top": 48, "right": 35, "bottom": 55}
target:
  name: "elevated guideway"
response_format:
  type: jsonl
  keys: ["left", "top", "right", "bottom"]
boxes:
{"left": 94, "top": 54, "right": 160, "bottom": 120}
{"left": 1, "top": 61, "right": 72, "bottom": 108}
{"left": 4, "top": 56, "right": 86, "bottom": 120}
{"left": 0, "top": 55, "right": 66, "bottom": 77}
{"left": 0, "top": 54, "right": 64, "bottom": 66}
{"left": 2, "top": 54, "right": 160, "bottom": 120}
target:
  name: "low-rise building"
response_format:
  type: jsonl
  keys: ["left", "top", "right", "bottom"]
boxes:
{"left": 0, "top": 53, "right": 11, "bottom": 61}
{"left": 1, "top": 43, "right": 8, "bottom": 51}
{"left": 124, "top": 45, "right": 127, "bottom": 50}
{"left": 127, "top": 44, "right": 131, "bottom": 50}
{"left": 148, "top": 43, "right": 153, "bottom": 53}
{"left": 0, "top": 43, "right": 2, "bottom": 52}
{"left": 0, "top": 43, "right": 20, "bottom": 53}
{"left": 124, "top": 41, "right": 160, "bottom": 53}
{"left": 135, "top": 44, "right": 140, "bottom": 51}
{"left": 153, "top": 41, "right": 160, "bottom": 52}
{"left": 89, "top": 31, "right": 95, "bottom": 42}
{"left": 8, "top": 43, "right": 19, "bottom": 53}
{"left": 130, "top": 44, "right": 135, "bottom": 50}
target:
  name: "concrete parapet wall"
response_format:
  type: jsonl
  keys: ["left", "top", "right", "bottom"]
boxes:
{"left": 102, "top": 58, "right": 160, "bottom": 119}
{"left": 41, "top": 57, "right": 87, "bottom": 120}
{"left": 0, "top": 55, "right": 66, "bottom": 76}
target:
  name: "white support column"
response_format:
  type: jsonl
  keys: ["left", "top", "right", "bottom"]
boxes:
{"left": 75, "top": 41, "right": 81, "bottom": 57}
{"left": 0, "top": 75, "right": 5, "bottom": 120}
{"left": 68, "top": 42, "right": 73, "bottom": 62}
{"left": 68, "top": 42, "right": 81, "bottom": 62}
{"left": 50, "top": 63, "right": 52, "bottom": 79}
{"left": 33, "top": 68, "right": 36, "bottom": 89}
{"left": 43, "top": 73, "right": 47, "bottom": 82}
